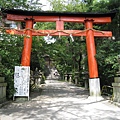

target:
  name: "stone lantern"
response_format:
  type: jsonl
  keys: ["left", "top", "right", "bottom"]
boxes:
{"left": 112, "top": 55, "right": 120, "bottom": 102}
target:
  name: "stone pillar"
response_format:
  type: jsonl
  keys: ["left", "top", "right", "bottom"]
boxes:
{"left": 68, "top": 74, "right": 72, "bottom": 84}
{"left": 112, "top": 55, "right": 120, "bottom": 102}
{"left": 64, "top": 74, "right": 68, "bottom": 82}
{"left": 0, "top": 77, "right": 7, "bottom": 103}
{"left": 82, "top": 71, "right": 89, "bottom": 90}
{"left": 89, "top": 78, "right": 101, "bottom": 98}
{"left": 112, "top": 76, "right": 120, "bottom": 102}
{"left": 75, "top": 76, "right": 78, "bottom": 85}
{"left": 74, "top": 72, "right": 79, "bottom": 85}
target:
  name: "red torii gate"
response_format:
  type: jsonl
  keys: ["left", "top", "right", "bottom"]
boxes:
{"left": 4, "top": 9, "right": 115, "bottom": 101}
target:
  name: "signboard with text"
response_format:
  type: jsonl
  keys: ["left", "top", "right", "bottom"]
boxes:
{"left": 14, "top": 66, "right": 30, "bottom": 100}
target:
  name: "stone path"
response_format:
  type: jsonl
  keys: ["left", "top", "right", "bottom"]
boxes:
{"left": 0, "top": 79, "right": 120, "bottom": 120}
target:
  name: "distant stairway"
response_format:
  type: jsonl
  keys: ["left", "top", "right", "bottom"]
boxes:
{"left": 46, "top": 67, "right": 60, "bottom": 80}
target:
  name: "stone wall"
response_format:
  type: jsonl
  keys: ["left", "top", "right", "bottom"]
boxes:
{"left": 0, "top": 77, "right": 7, "bottom": 103}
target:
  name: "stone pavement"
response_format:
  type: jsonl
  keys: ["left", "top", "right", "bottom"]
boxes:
{"left": 0, "top": 79, "right": 120, "bottom": 120}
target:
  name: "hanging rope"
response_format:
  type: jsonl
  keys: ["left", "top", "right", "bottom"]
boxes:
{"left": 22, "top": 28, "right": 105, "bottom": 35}
{"left": 4, "top": 27, "right": 105, "bottom": 36}
{"left": 73, "top": 28, "right": 105, "bottom": 35}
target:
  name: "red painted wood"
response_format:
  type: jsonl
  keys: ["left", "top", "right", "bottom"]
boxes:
{"left": 7, "top": 14, "right": 32, "bottom": 21}
{"left": 33, "top": 16, "right": 59, "bottom": 22}
{"left": 61, "top": 16, "right": 111, "bottom": 23}
{"left": 61, "top": 16, "right": 85, "bottom": 23}
{"left": 85, "top": 17, "right": 111, "bottom": 23}
{"left": 21, "top": 20, "right": 33, "bottom": 66}
{"left": 6, "top": 29, "right": 112, "bottom": 37}
{"left": 56, "top": 21, "right": 64, "bottom": 30}
{"left": 85, "top": 20, "right": 98, "bottom": 78}
{"left": 7, "top": 14, "right": 111, "bottom": 23}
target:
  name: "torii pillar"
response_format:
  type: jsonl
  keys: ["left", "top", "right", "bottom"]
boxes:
{"left": 21, "top": 18, "right": 33, "bottom": 66}
{"left": 85, "top": 19, "right": 102, "bottom": 101}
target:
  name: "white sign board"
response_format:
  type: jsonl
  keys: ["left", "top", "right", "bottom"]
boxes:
{"left": 14, "top": 66, "right": 30, "bottom": 100}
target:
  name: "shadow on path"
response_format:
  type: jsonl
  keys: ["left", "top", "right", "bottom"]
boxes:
{"left": 0, "top": 79, "right": 120, "bottom": 120}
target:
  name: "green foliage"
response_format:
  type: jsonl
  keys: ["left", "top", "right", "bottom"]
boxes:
{"left": 0, "top": 0, "right": 42, "bottom": 10}
{"left": 0, "top": 34, "right": 23, "bottom": 98}
{"left": 96, "top": 39, "right": 120, "bottom": 86}
{"left": 48, "top": 0, "right": 87, "bottom": 12}
{"left": 48, "top": 0, "right": 66, "bottom": 11}
{"left": 31, "top": 36, "right": 47, "bottom": 71}
{"left": 40, "top": 74, "right": 46, "bottom": 84}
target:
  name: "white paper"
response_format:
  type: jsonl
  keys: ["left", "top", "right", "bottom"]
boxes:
{"left": 14, "top": 66, "right": 30, "bottom": 97}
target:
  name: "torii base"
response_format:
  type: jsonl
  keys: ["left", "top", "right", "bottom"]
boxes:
{"left": 88, "top": 78, "right": 104, "bottom": 102}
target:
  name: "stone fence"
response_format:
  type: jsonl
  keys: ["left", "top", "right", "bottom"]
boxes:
{"left": 64, "top": 72, "right": 79, "bottom": 85}
{"left": 64, "top": 71, "right": 88, "bottom": 89}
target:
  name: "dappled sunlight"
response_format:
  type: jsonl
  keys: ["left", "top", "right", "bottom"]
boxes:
{"left": 0, "top": 79, "right": 120, "bottom": 120}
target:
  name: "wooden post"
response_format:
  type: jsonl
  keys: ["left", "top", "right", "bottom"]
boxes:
{"left": 21, "top": 19, "right": 33, "bottom": 66}
{"left": 56, "top": 20, "right": 64, "bottom": 30}
{"left": 85, "top": 19, "right": 98, "bottom": 78}
{"left": 85, "top": 19, "right": 102, "bottom": 101}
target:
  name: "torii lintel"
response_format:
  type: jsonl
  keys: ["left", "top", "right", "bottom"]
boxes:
{"left": 7, "top": 14, "right": 112, "bottom": 23}
{"left": 4, "top": 9, "right": 115, "bottom": 38}
{"left": 4, "top": 9, "right": 115, "bottom": 23}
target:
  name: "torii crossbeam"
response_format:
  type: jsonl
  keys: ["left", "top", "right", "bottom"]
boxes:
{"left": 4, "top": 9, "right": 115, "bottom": 101}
